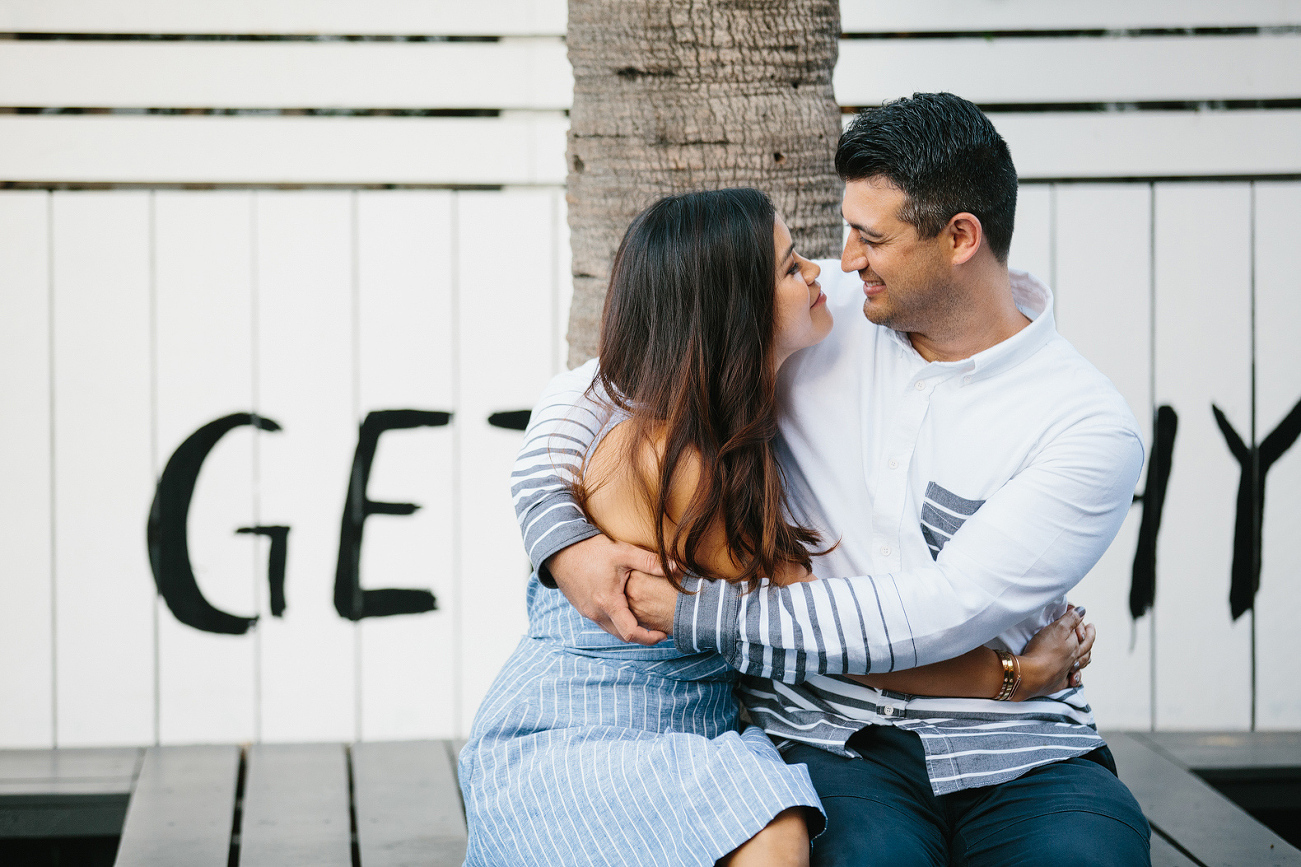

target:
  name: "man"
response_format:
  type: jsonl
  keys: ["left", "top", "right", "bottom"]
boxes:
{"left": 513, "top": 93, "right": 1150, "bottom": 865}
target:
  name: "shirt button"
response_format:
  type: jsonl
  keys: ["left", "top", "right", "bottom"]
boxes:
{"left": 964, "top": 375, "right": 973, "bottom": 384}
{"left": 881, "top": 546, "right": 891, "bottom": 556}
{"left": 915, "top": 380, "right": 926, "bottom": 391}
{"left": 888, "top": 458, "right": 899, "bottom": 469}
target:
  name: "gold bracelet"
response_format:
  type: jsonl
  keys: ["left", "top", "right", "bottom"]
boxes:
{"left": 993, "top": 650, "right": 1022, "bottom": 701}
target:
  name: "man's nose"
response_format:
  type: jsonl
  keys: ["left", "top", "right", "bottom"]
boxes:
{"left": 841, "top": 241, "right": 866, "bottom": 273}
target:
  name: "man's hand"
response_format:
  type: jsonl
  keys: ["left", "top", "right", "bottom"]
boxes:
{"left": 625, "top": 571, "right": 679, "bottom": 636}
{"left": 546, "top": 535, "right": 668, "bottom": 645}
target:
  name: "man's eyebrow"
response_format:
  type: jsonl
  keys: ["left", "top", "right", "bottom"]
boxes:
{"left": 844, "top": 219, "right": 885, "bottom": 240}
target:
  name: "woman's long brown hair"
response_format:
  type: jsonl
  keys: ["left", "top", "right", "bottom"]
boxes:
{"left": 577, "top": 189, "right": 824, "bottom": 593}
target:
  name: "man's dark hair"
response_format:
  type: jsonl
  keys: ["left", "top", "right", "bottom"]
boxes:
{"left": 835, "top": 92, "right": 1018, "bottom": 262}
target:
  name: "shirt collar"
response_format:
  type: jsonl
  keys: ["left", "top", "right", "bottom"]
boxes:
{"left": 885, "top": 269, "right": 1057, "bottom": 383}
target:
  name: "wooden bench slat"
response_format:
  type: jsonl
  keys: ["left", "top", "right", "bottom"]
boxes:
{"left": 1136, "top": 731, "right": 1301, "bottom": 812}
{"left": 240, "top": 744, "right": 352, "bottom": 867}
{"left": 0, "top": 746, "right": 141, "bottom": 793}
{"left": 352, "top": 740, "right": 467, "bottom": 867}
{"left": 113, "top": 745, "right": 239, "bottom": 867}
{"left": 0, "top": 747, "right": 139, "bottom": 837}
{"left": 1107, "top": 731, "right": 1301, "bottom": 865}
{"left": 1139, "top": 731, "right": 1301, "bottom": 771}
{"left": 1150, "top": 831, "right": 1200, "bottom": 867}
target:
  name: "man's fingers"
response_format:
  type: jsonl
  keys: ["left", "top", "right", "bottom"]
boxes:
{"left": 619, "top": 543, "right": 666, "bottom": 577}
{"left": 605, "top": 603, "right": 635, "bottom": 639}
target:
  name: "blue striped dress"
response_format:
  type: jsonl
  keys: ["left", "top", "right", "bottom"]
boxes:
{"left": 458, "top": 550, "right": 824, "bottom": 866}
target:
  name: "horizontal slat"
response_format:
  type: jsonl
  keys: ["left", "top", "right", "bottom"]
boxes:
{"left": 0, "top": 747, "right": 141, "bottom": 795}
{"left": 0, "top": 39, "right": 571, "bottom": 110}
{"left": 0, "top": 0, "right": 567, "bottom": 36}
{"left": 989, "top": 110, "right": 1301, "bottom": 179}
{"left": 1139, "top": 731, "right": 1301, "bottom": 771}
{"left": 837, "top": 34, "right": 1301, "bottom": 106}
{"left": 4, "top": 110, "right": 1296, "bottom": 187}
{"left": 0, "top": 114, "right": 567, "bottom": 184}
{"left": 841, "top": 0, "right": 1301, "bottom": 31}
{"left": 8, "top": 35, "right": 1299, "bottom": 114}
{"left": 4, "top": 0, "right": 1298, "bottom": 36}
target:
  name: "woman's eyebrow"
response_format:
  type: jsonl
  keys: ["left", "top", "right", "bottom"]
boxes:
{"left": 781, "top": 242, "right": 796, "bottom": 264}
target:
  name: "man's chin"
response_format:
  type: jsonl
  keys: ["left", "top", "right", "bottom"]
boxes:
{"left": 862, "top": 300, "right": 892, "bottom": 325}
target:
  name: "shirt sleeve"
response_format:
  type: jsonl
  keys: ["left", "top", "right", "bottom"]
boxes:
{"left": 674, "top": 415, "right": 1145, "bottom": 683}
{"left": 512, "top": 359, "right": 606, "bottom": 587}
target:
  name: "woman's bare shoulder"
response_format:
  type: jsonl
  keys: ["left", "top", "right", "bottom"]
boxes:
{"left": 584, "top": 421, "right": 713, "bottom": 560}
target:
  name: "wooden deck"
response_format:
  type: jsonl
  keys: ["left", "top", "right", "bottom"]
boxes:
{"left": 1, "top": 733, "right": 1297, "bottom": 865}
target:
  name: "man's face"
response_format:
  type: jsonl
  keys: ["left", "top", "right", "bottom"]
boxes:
{"left": 840, "top": 177, "right": 957, "bottom": 333}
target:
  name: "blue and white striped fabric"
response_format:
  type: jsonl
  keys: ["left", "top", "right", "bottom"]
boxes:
{"left": 459, "top": 575, "right": 823, "bottom": 866}
{"left": 460, "top": 408, "right": 823, "bottom": 866}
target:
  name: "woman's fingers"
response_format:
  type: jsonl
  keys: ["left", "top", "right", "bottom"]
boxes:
{"left": 1078, "top": 623, "right": 1096, "bottom": 655}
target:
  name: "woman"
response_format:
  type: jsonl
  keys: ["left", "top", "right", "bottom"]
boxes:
{"left": 458, "top": 189, "right": 1091, "bottom": 866}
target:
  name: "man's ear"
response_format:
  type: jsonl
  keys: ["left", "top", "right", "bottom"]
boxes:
{"left": 945, "top": 212, "right": 983, "bottom": 265}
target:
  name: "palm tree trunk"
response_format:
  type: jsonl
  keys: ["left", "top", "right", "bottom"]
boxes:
{"left": 566, "top": 0, "right": 843, "bottom": 366}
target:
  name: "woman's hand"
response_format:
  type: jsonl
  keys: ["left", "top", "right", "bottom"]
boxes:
{"left": 1016, "top": 606, "right": 1095, "bottom": 699}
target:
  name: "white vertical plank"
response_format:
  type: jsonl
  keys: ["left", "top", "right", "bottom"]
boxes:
{"left": 553, "top": 190, "right": 572, "bottom": 373}
{"left": 153, "top": 192, "right": 258, "bottom": 744}
{"left": 355, "top": 191, "right": 457, "bottom": 741}
{"left": 1253, "top": 181, "right": 1301, "bottom": 729}
{"left": 255, "top": 192, "right": 356, "bottom": 742}
{"left": 1007, "top": 184, "right": 1053, "bottom": 289}
{"left": 1152, "top": 183, "right": 1253, "bottom": 730}
{"left": 1053, "top": 184, "right": 1154, "bottom": 729}
{"left": 456, "top": 190, "right": 556, "bottom": 735}
{"left": 0, "top": 192, "right": 54, "bottom": 747}
{"left": 51, "top": 192, "right": 156, "bottom": 746}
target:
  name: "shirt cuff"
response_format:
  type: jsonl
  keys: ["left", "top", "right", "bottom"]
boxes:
{"left": 673, "top": 576, "right": 742, "bottom": 656}
{"left": 534, "top": 524, "right": 603, "bottom": 589}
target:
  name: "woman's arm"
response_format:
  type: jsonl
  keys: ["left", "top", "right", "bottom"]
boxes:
{"left": 847, "top": 606, "right": 1094, "bottom": 701}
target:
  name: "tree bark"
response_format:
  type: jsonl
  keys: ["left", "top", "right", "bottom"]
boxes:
{"left": 565, "top": 0, "right": 843, "bottom": 366}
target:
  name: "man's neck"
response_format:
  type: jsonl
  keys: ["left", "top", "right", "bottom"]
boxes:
{"left": 908, "top": 269, "right": 1031, "bottom": 363}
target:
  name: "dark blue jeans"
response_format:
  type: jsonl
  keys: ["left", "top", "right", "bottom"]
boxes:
{"left": 787, "top": 726, "right": 1151, "bottom": 867}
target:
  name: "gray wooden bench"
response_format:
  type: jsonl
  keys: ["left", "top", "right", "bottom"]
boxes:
{"left": 3, "top": 734, "right": 1298, "bottom": 865}
{"left": 1106, "top": 731, "right": 1301, "bottom": 866}
{"left": 0, "top": 747, "right": 142, "bottom": 840}
{"left": 112, "top": 740, "right": 468, "bottom": 867}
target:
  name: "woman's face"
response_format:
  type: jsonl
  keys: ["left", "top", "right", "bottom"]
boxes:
{"left": 772, "top": 214, "right": 833, "bottom": 367}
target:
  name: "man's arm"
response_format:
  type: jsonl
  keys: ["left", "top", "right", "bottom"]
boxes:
{"left": 512, "top": 360, "right": 666, "bottom": 644}
{"left": 654, "top": 417, "right": 1144, "bottom": 683}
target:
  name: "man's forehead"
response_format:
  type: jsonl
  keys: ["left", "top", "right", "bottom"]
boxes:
{"left": 841, "top": 177, "right": 906, "bottom": 224}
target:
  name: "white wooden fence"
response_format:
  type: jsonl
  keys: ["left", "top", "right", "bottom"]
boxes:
{"left": 1, "top": 1, "right": 1299, "bottom": 748}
